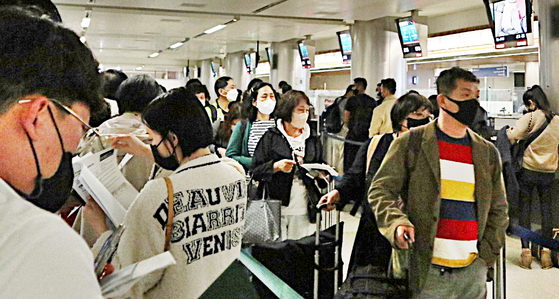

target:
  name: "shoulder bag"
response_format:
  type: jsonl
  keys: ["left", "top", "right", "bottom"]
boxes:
{"left": 163, "top": 177, "right": 175, "bottom": 251}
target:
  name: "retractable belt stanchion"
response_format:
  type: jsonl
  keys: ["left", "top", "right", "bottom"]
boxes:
{"left": 493, "top": 243, "right": 505, "bottom": 299}
{"left": 314, "top": 212, "right": 321, "bottom": 299}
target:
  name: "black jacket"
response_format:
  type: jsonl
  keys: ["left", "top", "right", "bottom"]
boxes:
{"left": 251, "top": 126, "right": 324, "bottom": 206}
{"left": 496, "top": 126, "right": 519, "bottom": 218}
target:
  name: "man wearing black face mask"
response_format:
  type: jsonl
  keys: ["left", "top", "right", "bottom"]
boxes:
{"left": 0, "top": 6, "right": 104, "bottom": 298}
{"left": 369, "top": 67, "right": 508, "bottom": 298}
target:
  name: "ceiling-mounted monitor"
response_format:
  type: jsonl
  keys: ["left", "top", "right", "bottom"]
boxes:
{"left": 484, "top": 0, "right": 532, "bottom": 49}
{"left": 244, "top": 54, "right": 251, "bottom": 74}
{"left": 250, "top": 52, "right": 258, "bottom": 71}
{"left": 395, "top": 17, "right": 423, "bottom": 58}
{"left": 266, "top": 47, "right": 272, "bottom": 63}
{"left": 210, "top": 61, "right": 217, "bottom": 77}
{"left": 298, "top": 41, "right": 312, "bottom": 69}
{"left": 336, "top": 30, "right": 352, "bottom": 64}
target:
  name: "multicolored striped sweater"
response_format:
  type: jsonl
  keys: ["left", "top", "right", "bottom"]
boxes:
{"left": 432, "top": 128, "right": 478, "bottom": 268}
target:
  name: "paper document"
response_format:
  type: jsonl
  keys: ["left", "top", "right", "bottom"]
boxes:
{"left": 100, "top": 251, "right": 176, "bottom": 298}
{"left": 301, "top": 163, "right": 339, "bottom": 177}
{"left": 72, "top": 148, "right": 139, "bottom": 226}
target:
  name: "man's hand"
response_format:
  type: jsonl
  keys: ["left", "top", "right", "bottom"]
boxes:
{"left": 318, "top": 190, "right": 340, "bottom": 211}
{"left": 395, "top": 225, "right": 415, "bottom": 249}
{"left": 273, "top": 159, "right": 296, "bottom": 173}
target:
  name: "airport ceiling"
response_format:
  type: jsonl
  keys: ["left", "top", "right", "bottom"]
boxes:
{"left": 53, "top": 0, "right": 486, "bottom": 71}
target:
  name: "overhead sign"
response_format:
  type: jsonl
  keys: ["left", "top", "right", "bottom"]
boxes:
{"left": 471, "top": 66, "right": 509, "bottom": 78}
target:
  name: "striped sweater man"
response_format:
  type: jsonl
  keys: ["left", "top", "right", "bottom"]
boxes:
{"left": 432, "top": 127, "right": 478, "bottom": 268}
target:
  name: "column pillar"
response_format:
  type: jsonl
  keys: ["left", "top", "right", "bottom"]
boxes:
{"left": 350, "top": 17, "right": 407, "bottom": 96}
{"left": 270, "top": 41, "right": 312, "bottom": 93}
{"left": 225, "top": 52, "right": 254, "bottom": 90}
{"left": 525, "top": 61, "right": 539, "bottom": 87}
{"left": 538, "top": 0, "right": 559, "bottom": 111}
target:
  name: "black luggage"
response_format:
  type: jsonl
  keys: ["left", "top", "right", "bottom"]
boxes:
{"left": 335, "top": 264, "right": 407, "bottom": 299}
{"left": 251, "top": 222, "right": 343, "bottom": 299}
{"left": 335, "top": 230, "right": 411, "bottom": 299}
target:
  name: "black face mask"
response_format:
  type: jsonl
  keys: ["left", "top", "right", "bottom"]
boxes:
{"left": 406, "top": 117, "right": 430, "bottom": 129}
{"left": 151, "top": 136, "right": 180, "bottom": 171}
{"left": 18, "top": 107, "right": 75, "bottom": 212}
{"left": 441, "top": 96, "right": 480, "bottom": 126}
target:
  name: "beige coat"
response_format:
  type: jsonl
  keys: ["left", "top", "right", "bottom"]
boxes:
{"left": 369, "top": 121, "right": 508, "bottom": 292}
{"left": 507, "top": 109, "right": 559, "bottom": 173}
{"left": 369, "top": 94, "right": 397, "bottom": 137}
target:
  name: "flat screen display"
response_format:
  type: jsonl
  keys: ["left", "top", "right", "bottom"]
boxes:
{"left": 395, "top": 17, "right": 423, "bottom": 58}
{"left": 244, "top": 54, "right": 251, "bottom": 74}
{"left": 250, "top": 52, "right": 258, "bottom": 70}
{"left": 485, "top": 0, "right": 532, "bottom": 49}
{"left": 398, "top": 19, "right": 420, "bottom": 45}
{"left": 336, "top": 30, "right": 352, "bottom": 63}
{"left": 210, "top": 61, "right": 217, "bottom": 77}
{"left": 266, "top": 47, "right": 271, "bottom": 62}
{"left": 298, "top": 41, "right": 311, "bottom": 69}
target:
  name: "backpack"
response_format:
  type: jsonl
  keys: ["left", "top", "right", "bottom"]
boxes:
{"left": 323, "top": 96, "right": 344, "bottom": 133}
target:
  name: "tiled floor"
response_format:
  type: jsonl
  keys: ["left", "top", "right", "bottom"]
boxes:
{"left": 336, "top": 208, "right": 559, "bottom": 299}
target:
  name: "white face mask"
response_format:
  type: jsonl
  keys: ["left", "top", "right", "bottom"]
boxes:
{"left": 291, "top": 112, "right": 308, "bottom": 129}
{"left": 226, "top": 89, "right": 239, "bottom": 102}
{"left": 256, "top": 100, "right": 276, "bottom": 115}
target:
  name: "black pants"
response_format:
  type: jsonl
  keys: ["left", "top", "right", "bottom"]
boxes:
{"left": 518, "top": 168, "right": 555, "bottom": 248}
{"left": 343, "top": 142, "right": 361, "bottom": 173}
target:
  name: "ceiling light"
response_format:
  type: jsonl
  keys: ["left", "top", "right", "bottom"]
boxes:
{"left": 204, "top": 24, "right": 227, "bottom": 34}
{"left": 135, "top": 66, "right": 144, "bottom": 71}
{"left": 81, "top": 10, "right": 92, "bottom": 29}
{"left": 79, "top": 36, "right": 86, "bottom": 43}
{"left": 148, "top": 52, "right": 160, "bottom": 58}
{"left": 81, "top": 17, "right": 91, "bottom": 28}
{"left": 169, "top": 42, "right": 184, "bottom": 49}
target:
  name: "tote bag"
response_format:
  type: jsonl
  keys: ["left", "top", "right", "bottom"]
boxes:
{"left": 242, "top": 180, "right": 282, "bottom": 244}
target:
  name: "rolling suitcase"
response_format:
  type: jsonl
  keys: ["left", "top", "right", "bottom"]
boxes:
{"left": 251, "top": 178, "right": 343, "bottom": 299}
{"left": 251, "top": 220, "right": 343, "bottom": 299}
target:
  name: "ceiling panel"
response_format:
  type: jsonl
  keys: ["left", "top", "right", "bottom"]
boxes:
{"left": 53, "top": 0, "right": 489, "bottom": 72}
{"left": 55, "top": 0, "right": 278, "bottom": 15}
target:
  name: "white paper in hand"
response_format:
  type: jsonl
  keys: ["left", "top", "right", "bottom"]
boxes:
{"left": 73, "top": 148, "right": 139, "bottom": 226}
{"left": 100, "top": 251, "right": 176, "bottom": 298}
{"left": 300, "top": 163, "right": 339, "bottom": 177}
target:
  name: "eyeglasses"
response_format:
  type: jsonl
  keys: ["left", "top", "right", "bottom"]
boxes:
{"left": 19, "top": 98, "right": 100, "bottom": 137}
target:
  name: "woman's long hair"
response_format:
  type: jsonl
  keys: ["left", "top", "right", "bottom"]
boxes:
{"left": 523, "top": 85, "right": 555, "bottom": 121}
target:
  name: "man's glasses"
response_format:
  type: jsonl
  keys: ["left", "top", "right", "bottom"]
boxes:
{"left": 19, "top": 98, "right": 100, "bottom": 137}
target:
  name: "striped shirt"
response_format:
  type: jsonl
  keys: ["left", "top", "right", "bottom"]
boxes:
{"left": 432, "top": 127, "right": 478, "bottom": 268}
{"left": 248, "top": 120, "right": 275, "bottom": 156}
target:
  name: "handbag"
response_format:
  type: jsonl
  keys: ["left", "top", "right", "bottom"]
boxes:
{"left": 163, "top": 177, "right": 175, "bottom": 251}
{"left": 242, "top": 182, "right": 282, "bottom": 244}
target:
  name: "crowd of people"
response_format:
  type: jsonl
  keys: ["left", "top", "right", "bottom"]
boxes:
{"left": 2, "top": 1, "right": 559, "bottom": 299}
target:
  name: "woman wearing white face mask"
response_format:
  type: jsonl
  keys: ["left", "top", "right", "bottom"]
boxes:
{"left": 252, "top": 90, "right": 326, "bottom": 240}
{"left": 226, "top": 82, "right": 277, "bottom": 171}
